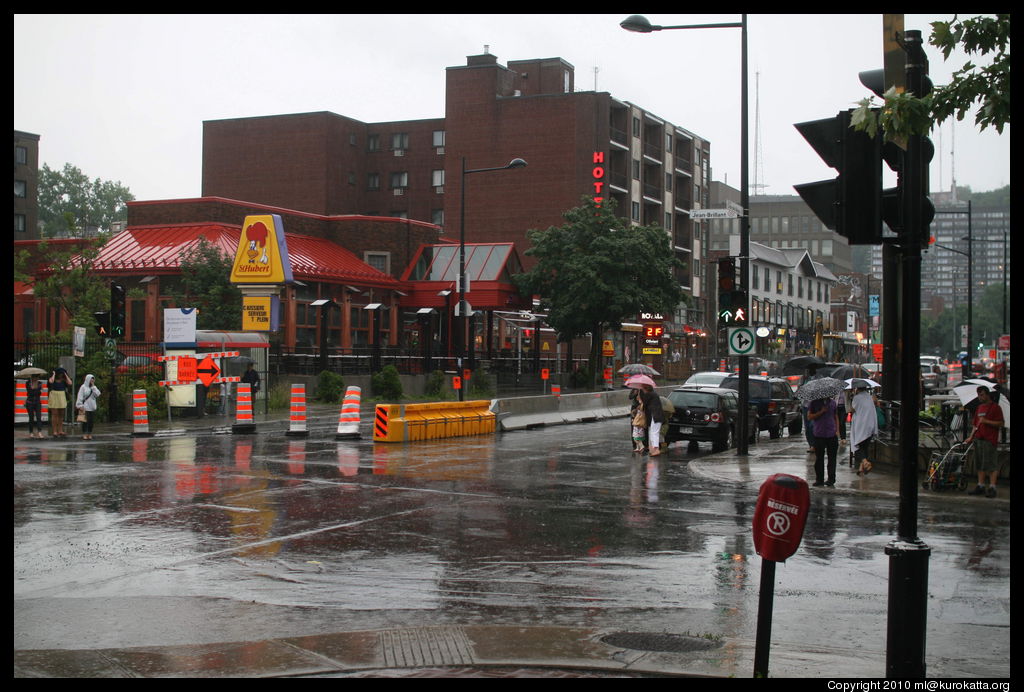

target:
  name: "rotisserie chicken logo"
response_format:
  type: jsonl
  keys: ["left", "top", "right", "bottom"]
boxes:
{"left": 229, "top": 214, "right": 293, "bottom": 284}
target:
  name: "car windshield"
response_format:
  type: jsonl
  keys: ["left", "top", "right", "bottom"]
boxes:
{"left": 719, "top": 378, "right": 772, "bottom": 398}
{"left": 669, "top": 391, "right": 720, "bottom": 409}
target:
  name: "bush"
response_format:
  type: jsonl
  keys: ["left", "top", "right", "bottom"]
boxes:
{"left": 468, "top": 368, "right": 494, "bottom": 398}
{"left": 424, "top": 369, "right": 448, "bottom": 399}
{"left": 315, "top": 370, "right": 346, "bottom": 404}
{"left": 267, "top": 382, "right": 291, "bottom": 412}
{"left": 371, "top": 365, "right": 403, "bottom": 400}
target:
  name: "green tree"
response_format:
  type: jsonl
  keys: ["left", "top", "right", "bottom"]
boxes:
{"left": 15, "top": 234, "right": 112, "bottom": 333}
{"left": 173, "top": 237, "right": 243, "bottom": 330}
{"left": 852, "top": 14, "right": 1010, "bottom": 141}
{"left": 38, "top": 163, "right": 134, "bottom": 238}
{"left": 513, "top": 197, "right": 684, "bottom": 386}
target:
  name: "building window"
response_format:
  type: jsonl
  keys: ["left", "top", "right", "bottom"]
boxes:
{"left": 664, "top": 212, "right": 672, "bottom": 230}
{"left": 432, "top": 209, "right": 444, "bottom": 226}
{"left": 788, "top": 274, "right": 794, "bottom": 296}
{"left": 432, "top": 169, "right": 445, "bottom": 188}
{"left": 15, "top": 213, "right": 27, "bottom": 232}
{"left": 821, "top": 239, "right": 833, "bottom": 257}
{"left": 777, "top": 271, "right": 783, "bottom": 294}
{"left": 753, "top": 264, "right": 759, "bottom": 288}
{"left": 364, "top": 252, "right": 390, "bottom": 275}
{"left": 367, "top": 173, "right": 380, "bottom": 191}
{"left": 15, "top": 146, "right": 28, "bottom": 165}
{"left": 389, "top": 172, "right": 408, "bottom": 190}
{"left": 367, "top": 134, "right": 380, "bottom": 152}
{"left": 15, "top": 180, "right": 27, "bottom": 198}
{"left": 632, "top": 159, "right": 640, "bottom": 180}
{"left": 432, "top": 130, "right": 445, "bottom": 147}
{"left": 632, "top": 117, "right": 640, "bottom": 137}
{"left": 391, "top": 133, "right": 409, "bottom": 151}
{"left": 631, "top": 202, "right": 640, "bottom": 222}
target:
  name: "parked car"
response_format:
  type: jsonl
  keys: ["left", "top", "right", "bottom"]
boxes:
{"left": 665, "top": 387, "right": 759, "bottom": 452}
{"left": 719, "top": 374, "right": 803, "bottom": 438}
{"left": 680, "top": 371, "right": 732, "bottom": 390}
{"left": 115, "top": 353, "right": 164, "bottom": 376}
{"left": 920, "top": 355, "right": 948, "bottom": 390}
{"left": 920, "top": 362, "right": 939, "bottom": 393}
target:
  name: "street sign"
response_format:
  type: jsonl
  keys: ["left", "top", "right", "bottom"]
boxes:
{"left": 104, "top": 337, "right": 117, "bottom": 362}
{"left": 689, "top": 208, "right": 739, "bottom": 220}
{"left": 177, "top": 356, "right": 197, "bottom": 383}
{"left": 196, "top": 355, "right": 221, "bottom": 388}
{"left": 728, "top": 327, "right": 756, "bottom": 356}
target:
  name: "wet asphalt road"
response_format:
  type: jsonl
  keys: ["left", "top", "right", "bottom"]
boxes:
{"left": 13, "top": 422, "right": 1010, "bottom": 677}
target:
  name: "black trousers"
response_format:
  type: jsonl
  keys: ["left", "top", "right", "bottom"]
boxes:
{"left": 814, "top": 435, "right": 838, "bottom": 483}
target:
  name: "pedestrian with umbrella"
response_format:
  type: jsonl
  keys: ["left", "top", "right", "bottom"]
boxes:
{"left": 797, "top": 377, "right": 846, "bottom": 487}
{"left": 627, "top": 375, "right": 663, "bottom": 456}
{"left": 848, "top": 382, "right": 879, "bottom": 475}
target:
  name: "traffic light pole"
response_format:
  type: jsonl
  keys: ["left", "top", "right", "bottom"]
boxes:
{"left": 885, "top": 29, "right": 930, "bottom": 680}
{"left": 736, "top": 15, "right": 750, "bottom": 456}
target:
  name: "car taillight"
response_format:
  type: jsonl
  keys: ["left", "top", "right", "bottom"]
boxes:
{"left": 768, "top": 402, "right": 777, "bottom": 412}
{"left": 710, "top": 412, "right": 722, "bottom": 423}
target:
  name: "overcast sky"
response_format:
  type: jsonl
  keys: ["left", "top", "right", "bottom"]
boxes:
{"left": 14, "top": 13, "right": 1009, "bottom": 203}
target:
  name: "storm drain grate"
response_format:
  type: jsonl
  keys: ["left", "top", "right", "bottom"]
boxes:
{"left": 379, "top": 626, "right": 475, "bottom": 668}
{"left": 600, "top": 632, "right": 722, "bottom": 653}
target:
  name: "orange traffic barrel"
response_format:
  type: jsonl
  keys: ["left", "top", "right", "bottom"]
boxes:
{"left": 232, "top": 383, "right": 256, "bottom": 434}
{"left": 285, "top": 383, "right": 308, "bottom": 437}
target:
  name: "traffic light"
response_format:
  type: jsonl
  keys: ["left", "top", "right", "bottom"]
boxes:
{"left": 94, "top": 311, "right": 111, "bottom": 337}
{"left": 858, "top": 69, "right": 935, "bottom": 245}
{"left": 718, "top": 257, "right": 746, "bottom": 324}
{"left": 110, "top": 282, "right": 126, "bottom": 337}
{"left": 793, "top": 109, "right": 882, "bottom": 244}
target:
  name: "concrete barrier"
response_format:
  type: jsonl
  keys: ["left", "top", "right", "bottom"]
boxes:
{"left": 493, "top": 387, "right": 653, "bottom": 431}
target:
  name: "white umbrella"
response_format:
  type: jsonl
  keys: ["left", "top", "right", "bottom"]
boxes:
{"left": 845, "top": 377, "right": 881, "bottom": 390}
{"left": 953, "top": 381, "right": 1010, "bottom": 429}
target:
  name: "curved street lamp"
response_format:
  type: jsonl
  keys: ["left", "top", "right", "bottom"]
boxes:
{"left": 621, "top": 14, "right": 750, "bottom": 455}
{"left": 458, "top": 157, "right": 527, "bottom": 399}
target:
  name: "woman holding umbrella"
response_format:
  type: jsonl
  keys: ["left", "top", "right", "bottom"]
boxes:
{"left": 797, "top": 376, "right": 845, "bottom": 487}
{"left": 849, "top": 383, "right": 879, "bottom": 475}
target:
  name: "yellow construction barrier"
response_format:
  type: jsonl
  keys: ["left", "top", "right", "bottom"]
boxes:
{"left": 373, "top": 400, "right": 496, "bottom": 443}
{"left": 373, "top": 404, "right": 405, "bottom": 443}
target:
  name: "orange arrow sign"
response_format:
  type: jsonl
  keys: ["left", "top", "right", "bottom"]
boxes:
{"left": 196, "top": 355, "right": 221, "bottom": 388}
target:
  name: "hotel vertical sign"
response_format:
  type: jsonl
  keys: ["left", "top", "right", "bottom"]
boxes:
{"left": 230, "top": 214, "right": 292, "bottom": 331}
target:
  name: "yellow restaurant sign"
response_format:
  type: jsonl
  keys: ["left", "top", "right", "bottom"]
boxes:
{"left": 242, "top": 296, "right": 279, "bottom": 331}
{"left": 230, "top": 214, "right": 293, "bottom": 284}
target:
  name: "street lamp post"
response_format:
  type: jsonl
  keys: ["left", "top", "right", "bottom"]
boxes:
{"left": 621, "top": 14, "right": 750, "bottom": 455}
{"left": 459, "top": 157, "right": 527, "bottom": 400}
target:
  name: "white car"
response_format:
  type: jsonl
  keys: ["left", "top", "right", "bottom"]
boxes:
{"left": 681, "top": 371, "right": 733, "bottom": 390}
{"left": 920, "top": 356, "right": 948, "bottom": 390}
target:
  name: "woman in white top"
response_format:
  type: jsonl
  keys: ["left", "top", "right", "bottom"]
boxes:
{"left": 75, "top": 374, "right": 101, "bottom": 440}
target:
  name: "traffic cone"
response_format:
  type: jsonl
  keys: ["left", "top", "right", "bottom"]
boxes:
{"left": 336, "top": 385, "right": 362, "bottom": 439}
{"left": 14, "top": 381, "right": 28, "bottom": 424}
{"left": 131, "top": 389, "right": 153, "bottom": 437}
{"left": 285, "top": 383, "right": 308, "bottom": 437}
{"left": 41, "top": 383, "right": 49, "bottom": 423}
{"left": 232, "top": 383, "right": 256, "bottom": 434}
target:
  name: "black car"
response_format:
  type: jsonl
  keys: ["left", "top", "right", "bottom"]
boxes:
{"left": 665, "top": 387, "right": 759, "bottom": 452}
{"left": 719, "top": 375, "right": 803, "bottom": 439}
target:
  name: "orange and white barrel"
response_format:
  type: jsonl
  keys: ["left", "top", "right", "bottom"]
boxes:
{"left": 336, "top": 385, "right": 362, "bottom": 439}
{"left": 232, "top": 383, "right": 255, "bottom": 434}
{"left": 286, "top": 383, "right": 308, "bottom": 437}
{"left": 14, "top": 381, "right": 28, "bottom": 424}
{"left": 131, "top": 389, "right": 154, "bottom": 437}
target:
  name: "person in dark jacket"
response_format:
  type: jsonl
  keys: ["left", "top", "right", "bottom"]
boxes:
{"left": 25, "top": 373, "right": 44, "bottom": 438}
{"left": 241, "top": 363, "right": 260, "bottom": 395}
{"left": 641, "top": 384, "right": 665, "bottom": 456}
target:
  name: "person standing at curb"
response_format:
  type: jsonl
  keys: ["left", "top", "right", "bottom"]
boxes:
{"left": 25, "top": 373, "right": 45, "bottom": 438}
{"left": 849, "top": 386, "right": 879, "bottom": 475}
{"left": 807, "top": 395, "right": 840, "bottom": 487}
{"left": 966, "top": 386, "right": 1004, "bottom": 498}
{"left": 47, "top": 367, "right": 72, "bottom": 438}
{"left": 75, "top": 374, "right": 101, "bottom": 440}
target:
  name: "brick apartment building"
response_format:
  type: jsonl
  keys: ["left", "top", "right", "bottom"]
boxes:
{"left": 202, "top": 51, "right": 715, "bottom": 345}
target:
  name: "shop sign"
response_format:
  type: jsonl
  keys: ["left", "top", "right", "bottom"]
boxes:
{"left": 230, "top": 214, "right": 293, "bottom": 284}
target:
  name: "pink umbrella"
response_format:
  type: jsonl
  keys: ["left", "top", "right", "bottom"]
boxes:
{"left": 625, "top": 374, "right": 655, "bottom": 389}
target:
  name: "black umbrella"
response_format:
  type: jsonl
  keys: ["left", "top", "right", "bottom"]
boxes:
{"left": 823, "top": 364, "right": 868, "bottom": 381}
{"left": 619, "top": 363, "right": 660, "bottom": 376}
{"left": 782, "top": 355, "right": 826, "bottom": 375}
